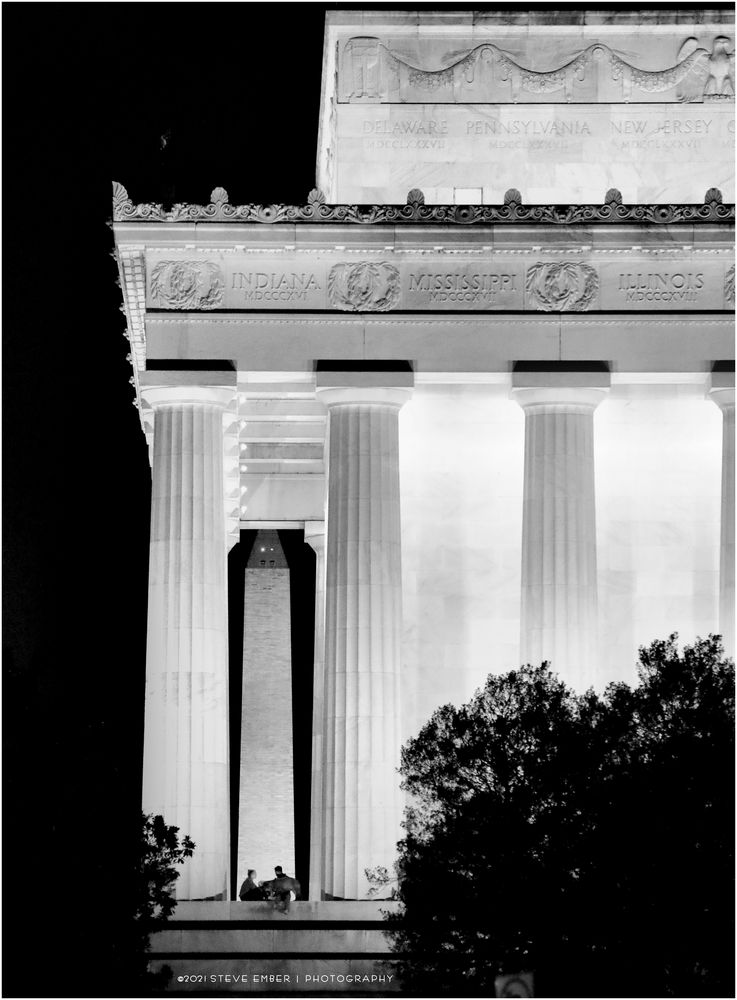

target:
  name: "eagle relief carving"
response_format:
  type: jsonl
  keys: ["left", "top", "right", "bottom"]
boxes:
{"left": 149, "top": 260, "right": 224, "bottom": 310}
{"left": 526, "top": 262, "right": 599, "bottom": 312}
{"left": 328, "top": 262, "right": 401, "bottom": 312}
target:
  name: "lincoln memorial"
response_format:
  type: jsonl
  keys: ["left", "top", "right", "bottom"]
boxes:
{"left": 111, "top": 7, "right": 734, "bottom": 988}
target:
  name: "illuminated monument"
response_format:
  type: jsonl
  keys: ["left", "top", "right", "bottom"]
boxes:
{"left": 112, "top": 8, "right": 734, "bottom": 989}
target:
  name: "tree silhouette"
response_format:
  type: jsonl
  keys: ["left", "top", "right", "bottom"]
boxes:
{"left": 388, "top": 636, "right": 734, "bottom": 998}
{"left": 123, "top": 813, "right": 195, "bottom": 994}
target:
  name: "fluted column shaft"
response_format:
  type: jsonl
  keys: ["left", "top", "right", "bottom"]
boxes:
{"left": 513, "top": 385, "right": 608, "bottom": 690}
{"left": 142, "top": 383, "right": 234, "bottom": 900}
{"left": 317, "top": 384, "right": 411, "bottom": 899}
{"left": 709, "top": 384, "right": 735, "bottom": 658}
{"left": 304, "top": 523, "right": 326, "bottom": 900}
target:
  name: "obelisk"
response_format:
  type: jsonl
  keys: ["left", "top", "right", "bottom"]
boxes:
{"left": 237, "top": 530, "right": 295, "bottom": 891}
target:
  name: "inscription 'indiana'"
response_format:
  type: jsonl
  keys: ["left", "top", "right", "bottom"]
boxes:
{"left": 232, "top": 271, "right": 321, "bottom": 302}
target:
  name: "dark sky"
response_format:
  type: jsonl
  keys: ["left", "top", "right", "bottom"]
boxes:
{"left": 3, "top": 5, "right": 331, "bottom": 994}
{"left": 3, "top": 2, "right": 723, "bottom": 995}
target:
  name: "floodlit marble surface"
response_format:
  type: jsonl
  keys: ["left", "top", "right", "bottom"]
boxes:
{"left": 708, "top": 376, "right": 734, "bottom": 658}
{"left": 596, "top": 384, "right": 722, "bottom": 685}
{"left": 141, "top": 379, "right": 235, "bottom": 901}
{"left": 304, "top": 523, "right": 327, "bottom": 900}
{"left": 399, "top": 380, "right": 723, "bottom": 741}
{"left": 399, "top": 384, "right": 525, "bottom": 740}
{"left": 317, "top": 377, "right": 412, "bottom": 899}
{"left": 331, "top": 103, "right": 735, "bottom": 205}
{"left": 513, "top": 380, "right": 610, "bottom": 691}
{"left": 318, "top": 10, "right": 735, "bottom": 203}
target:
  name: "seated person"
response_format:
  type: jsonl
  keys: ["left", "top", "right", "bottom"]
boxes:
{"left": 239, "top": 869, "right": 267, "bottom": 901}
{"left": 261, "top": 866, "right": 302, "bottom": 910}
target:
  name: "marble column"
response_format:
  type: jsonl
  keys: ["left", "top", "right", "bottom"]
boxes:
{"left": 141, "top": 373, "right": 236, "bottom": 901}
{"left": 304, "top": 521, "right": 326, "bottom": 901}
{"left": 708, "top": 374, "right": 735, "bottom": 659}
{"left": 512, "top": 369, "right": 609, "bottom": 691}
{"left": 316, "top": 372, "right": 413, "bottom": 899}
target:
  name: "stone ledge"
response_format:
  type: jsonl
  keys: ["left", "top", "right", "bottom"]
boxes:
{"left": 168, "top": 901, "right": 400, "bottom": 923}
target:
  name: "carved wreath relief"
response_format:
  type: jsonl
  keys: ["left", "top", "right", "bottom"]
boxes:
{"left": 342, "top": 34, "right": 735, "bottom": 103}
{"left": 149, "top": 260, "right": 224, "bottom": 310}
{"left": 327, "top": 261, "right": 400, "bottom": 312}
{"left": 526, "top": 262, "right": 599, "bottom": 311}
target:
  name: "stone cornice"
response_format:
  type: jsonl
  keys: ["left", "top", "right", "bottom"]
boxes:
{"left": 112, "top": 183, "right": 735, "bottom": 227}
{"left": 326, "top": 10, "right": 734, "bottom": 28}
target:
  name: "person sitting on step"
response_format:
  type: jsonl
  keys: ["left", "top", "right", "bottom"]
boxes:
{"left": 238, "top": 869, "right": 267, "bottom": 901}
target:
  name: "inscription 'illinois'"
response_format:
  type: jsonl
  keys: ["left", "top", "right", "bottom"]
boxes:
{"left": 618, "top": 272, "right": 705, "bottom": 303}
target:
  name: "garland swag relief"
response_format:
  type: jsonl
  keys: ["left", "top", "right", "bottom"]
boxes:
{"left": 341, "top": 35, "right": 735, "bottom": 103}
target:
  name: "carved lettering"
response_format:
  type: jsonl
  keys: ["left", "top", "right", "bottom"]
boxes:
{"left": 366, "top": 138, "right": 447, "bottom": 150}
{"left": 617, "top": 271, "right": 705, "bottom": 301}
{"left": 408, "top": 271, "right": 517, "bottom": 302}
{"left": 466, "top": 119, "right": 591, "bottom": 136}
{"left": 363, "top": 119, "right": 448, "bottom": 135}
{"left": 230, "top": 271, "right": 321, "bottom": 302}
{"left": 611, "top": 120, "right": 649, "bottom": 134}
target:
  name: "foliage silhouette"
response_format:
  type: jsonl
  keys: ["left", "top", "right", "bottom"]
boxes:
{"left": 128, "top": 813, "right": 195, "bottom": 993}
{"left": 387, "top": 636, "right": 734, "bottom": 998}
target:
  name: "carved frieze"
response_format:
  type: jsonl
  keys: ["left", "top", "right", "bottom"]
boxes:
{"left": 137, "top": 251, "right": 730, "bottom": 315}
{"left": 112, "top": 183, "right": 734, "bottom": 226}
{"left": 327, "top": 261, "right": 400, "bottom": 312}
{"left": 726, "top": 264, "right": 736, "bottom": 306}
{"left": 343, "top": 37, "right": 383, "bottom": 100}
{"left": 149, "top": 260, "right": 224, "bottom": 310}
{"left": 526, "top": 262, "right": 599, "bottom": 312}
{"left": 340, "top": 35, "right": 735, "bottom": 104}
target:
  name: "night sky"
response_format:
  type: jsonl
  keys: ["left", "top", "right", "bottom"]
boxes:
{"left": 3, "top": 5, "right": 331, "bottom": 994}
{"left": 3, "top": 2, "right": 714, "bottom": 996}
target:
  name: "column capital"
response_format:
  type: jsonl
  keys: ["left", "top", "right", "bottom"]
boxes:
{"left": 512, "top": 386, "right": 609, "bottom": 410}
{"left": 707, "top": 370, "right": 735, "bottom": 411}
{"left": 140, "top": 370, "right": 237, "bottom": 409}
{"left": 511, "top": 365, "right": 610, "bottom": 411}
{"left": 304, "top": 521, "right": 326, "bottom": 551}
{"left": 315, "top": 370, "right": 413, "bottom": 409}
